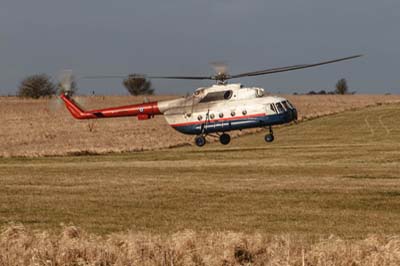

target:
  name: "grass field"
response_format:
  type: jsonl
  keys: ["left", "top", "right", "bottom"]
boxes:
{"left": 1, "top": 103, "right": 400, "bottom": 265}
{"left": 1, "top": 103, "right": 399, "bottom": 237}
{"left": 1, "top": 94, "right": 400, "bottom": 157}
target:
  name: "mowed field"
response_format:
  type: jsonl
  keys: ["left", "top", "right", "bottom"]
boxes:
{"left": 1, "top": 99, "right": 400, "bottom": 265}
{"left": 1, "top": 94, "right": 400, "bottom": 157}
{"left": 1, "top": 103, "right": 399, "bottom": 236}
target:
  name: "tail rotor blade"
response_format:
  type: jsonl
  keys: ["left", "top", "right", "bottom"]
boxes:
{"left": 58, "top": 69, "right": 74, "bottom": 93}
{"left": 48, "top": 95, "right": 64, "bottom": 112}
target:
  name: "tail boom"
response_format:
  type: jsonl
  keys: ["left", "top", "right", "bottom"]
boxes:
{"left": 60, "top": 94, "right": 161, "bottom": 120}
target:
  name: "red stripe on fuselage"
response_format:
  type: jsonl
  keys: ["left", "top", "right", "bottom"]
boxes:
{"left": 171, "top": 113, "right": 266, "bottom": 127}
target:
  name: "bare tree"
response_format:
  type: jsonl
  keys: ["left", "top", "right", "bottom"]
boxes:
{"left": 18, "top": 74, "right": 56, "bottom": 99}
{"left": 123, "top": 74, "right": 154, "bottom": 96}
{"left": 335, "top": 78, "right": 348, "bottom": 95}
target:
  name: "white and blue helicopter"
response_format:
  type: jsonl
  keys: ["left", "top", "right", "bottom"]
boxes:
{"left": 61, "top": 55, "right": 362, "bottom": 147}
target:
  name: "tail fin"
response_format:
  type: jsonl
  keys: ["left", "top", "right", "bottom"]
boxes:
{"left": 60, "top": 93, "right": 96, "bottom": 119}
{"left": 60, "top": 93, "right": 161, "bottom": 120}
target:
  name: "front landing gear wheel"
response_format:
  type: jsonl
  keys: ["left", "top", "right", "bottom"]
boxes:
{"left": 265, "top": 134, "right": 274, "bottom": 143}
{"left": 265, "top": 125, "right": 274, "bottom": 143}
{"left": 219, "top": 133, "right": 231, "bottom": 145}
{"left": 195, "top": 135, "right": 206, "bottom": 147}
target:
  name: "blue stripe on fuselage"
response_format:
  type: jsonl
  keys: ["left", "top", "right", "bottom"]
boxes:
{"left": 172, "top": 111, "right": 295, "bottom": 135}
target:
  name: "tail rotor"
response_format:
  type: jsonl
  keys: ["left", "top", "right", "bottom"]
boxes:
{"left": 48, "top": 70, "right": 78, "bottom": 112}
{"left": 58, "top": 69, "right": 76, "bottom": 97}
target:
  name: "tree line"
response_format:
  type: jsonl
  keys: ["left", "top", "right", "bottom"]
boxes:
{"left": 16, "top": 73, "right": 352, "bottom": 98}
{"left": 294, "top": 78, "right": 353, "bottom": 95}
{"left": 16, "top": 74, "right": 154, "bottom": 98}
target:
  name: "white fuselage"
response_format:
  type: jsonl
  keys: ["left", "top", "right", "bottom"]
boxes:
{"left": 156, "top": 83, "right": 297, "bottom": 135}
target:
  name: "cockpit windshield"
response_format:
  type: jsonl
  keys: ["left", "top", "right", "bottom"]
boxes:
{"left": 275, "top": 102, "right": 285, "bottom": 113}
{"left": 270, "top": 101, "right": 295, "bottom": 114}
{"left": 282, "top": 101, "right": 290, "bottom": 111}
{"left": 282, "top": 101, "right": 295, "bottom": 110}
{"left": 286, "top": 101, "right": 294, "bottom": 109}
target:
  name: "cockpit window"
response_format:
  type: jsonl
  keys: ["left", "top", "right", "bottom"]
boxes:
{"left": 282, "top": 101, "right": 290, "bottom": 111}
{"left": 286, "top": 101, "right": 294, "bottom": 109}
{"left": 270, "top": 104, "right": 277, "bottom": 113}
{"left": 275, "top": 102, "right": 285, "bottom": 113}
{"left": 199, "top": 90, "right": 233, "bottom": 103}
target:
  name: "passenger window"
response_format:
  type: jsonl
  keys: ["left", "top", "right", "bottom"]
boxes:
{"left": 275, "top": 103, "right": 285, "bottom": 113}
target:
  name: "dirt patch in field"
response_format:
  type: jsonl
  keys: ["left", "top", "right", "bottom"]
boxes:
{"left": 1, "top": 94, "right": 399, "bottom": 157}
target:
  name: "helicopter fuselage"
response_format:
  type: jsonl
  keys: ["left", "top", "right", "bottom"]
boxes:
{"left": 159, "top": 83, "right": 297, "bottom": 135}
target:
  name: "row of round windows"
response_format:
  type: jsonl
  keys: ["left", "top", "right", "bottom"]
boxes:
{"left": 197, "top": 110, "right": 248, "bottom": 121}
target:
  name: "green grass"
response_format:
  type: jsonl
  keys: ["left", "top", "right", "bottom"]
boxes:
{"left": 1, "top": 103, "right": 400, "bottom": 237}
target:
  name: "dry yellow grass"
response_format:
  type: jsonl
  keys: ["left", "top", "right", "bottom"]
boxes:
{"left": 1, "top": 224, "right": 400, "bottom": 266}
{"left": 1, "top": 95, "right": 400, "bottom": 157}
{"left": 1, "top": 103, "right": 400, "bottom": 236}
{"left": 1, "top": 103, "right": 400, "bottom": 265}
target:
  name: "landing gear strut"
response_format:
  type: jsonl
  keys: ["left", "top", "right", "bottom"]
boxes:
{"left": 219, "top": 133, "right": 231, "bottom": 145}
{"left": 264, "top": 126, "right": 274, "bottom": 143}
{"left": 194, "top": 135, "right": 206, "bottom": 147}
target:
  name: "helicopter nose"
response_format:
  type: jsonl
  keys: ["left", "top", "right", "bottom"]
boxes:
{"left": 286, "top": 108, "right": 297, "bottom": 122}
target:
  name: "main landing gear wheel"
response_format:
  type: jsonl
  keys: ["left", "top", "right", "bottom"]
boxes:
{"left": 219, "top": 133, "right": 231, "bottom": 145}
{"left": 195, "top": 135, "right": 206, "bottom": 147}
{"left": 265, "top": 134, "right": 274, "bottom": 142}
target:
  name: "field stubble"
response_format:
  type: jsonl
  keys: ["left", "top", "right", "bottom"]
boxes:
{"left": 1, "top": 94, "right": 400, "bottom": 157}
{"left": 1, "top": 224, "right": 400, "bottom": 266}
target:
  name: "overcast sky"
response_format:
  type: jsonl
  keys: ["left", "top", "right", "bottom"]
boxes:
{"left": 1, "top": 0, "right": 399, "bottom": 95}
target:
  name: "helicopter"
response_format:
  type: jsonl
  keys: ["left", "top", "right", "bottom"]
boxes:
{"left": 60, "top": 55, "right": 362, "bottom": 147}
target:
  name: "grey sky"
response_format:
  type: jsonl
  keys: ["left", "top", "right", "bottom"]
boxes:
{"left": 1, "top": 0, "right": 399, "bottom": 95}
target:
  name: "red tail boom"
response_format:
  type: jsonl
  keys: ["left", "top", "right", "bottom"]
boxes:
{"left": 60, "top": 94, "right": 161, "bottom": 120}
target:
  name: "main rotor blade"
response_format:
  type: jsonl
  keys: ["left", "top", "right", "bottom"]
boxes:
{"left": 81, "top": 75, "right": 128, "bottom": 79}
{"left": 229, "top": 54, "right": 363, "bottom": 79}
{"left": 79, "top": 54, "right": 362, "bottom": 82}
{"left": 82, "top": 75, "right": 213, "bottom": 80}
{"left": 148, "top": 75, "right": 213, "bottom": 80}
